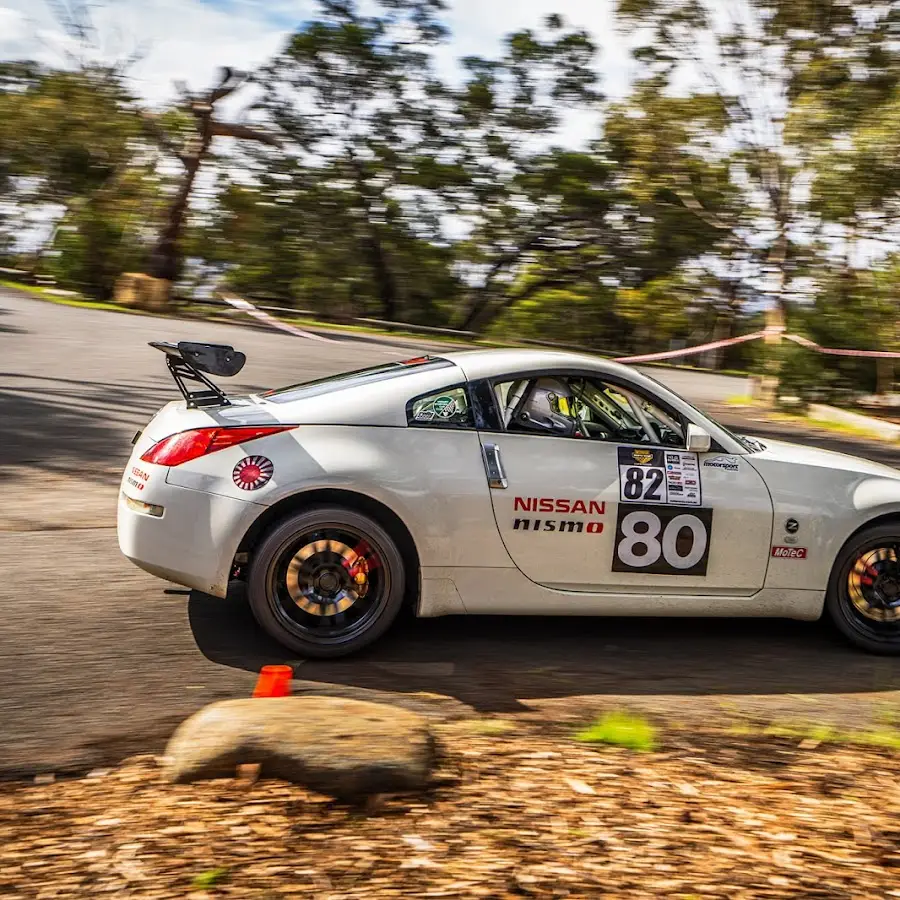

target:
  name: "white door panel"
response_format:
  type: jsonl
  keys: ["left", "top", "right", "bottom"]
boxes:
{"left": 482, "top": 434, "right": 774, "bottom": 595}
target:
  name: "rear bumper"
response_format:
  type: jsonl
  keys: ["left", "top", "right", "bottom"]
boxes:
{"left": 117, "top": 482, "right": 263, "bottom": 597}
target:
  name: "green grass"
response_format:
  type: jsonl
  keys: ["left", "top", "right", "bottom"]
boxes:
{"left": 574, "top": 711, "right": 658, "bottom": 752}
{"left": 466, "top": 718, "right": 517, "bottom": 736}
{"left": 725, "top": 394, "right": 759, "bottom": 407}
{"left": 0, "top": 279, "right": 123, "bottom": 311}
{"left": 874, "top": 704, "right": 900, "bottom": 728}
{"left": 727, "top": 720, "right": 900, "bottom": 750}
{"left": 769, "top": 411, "right": 894, "bottom": 442}
{"left": 191, "top": 867, "right": 229, "bottom": 890}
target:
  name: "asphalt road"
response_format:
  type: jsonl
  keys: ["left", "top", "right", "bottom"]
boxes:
{"left": 2, "top": 289, "right": 900, "bottom": 777}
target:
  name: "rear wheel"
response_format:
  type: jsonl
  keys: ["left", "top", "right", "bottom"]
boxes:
{"left": 826, "top": 523, "right": 900, "bottom": 654}
{"left": 247, "top": 506, "right": 406, "bottom": 659}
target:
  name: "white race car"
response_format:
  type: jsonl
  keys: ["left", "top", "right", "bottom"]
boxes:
{"left": 118, "top": 341, "right": 900, "bottom": 657}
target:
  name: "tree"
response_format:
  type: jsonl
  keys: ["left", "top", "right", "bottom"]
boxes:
{"left": 443, "top": 16, "right": 607, "bottom": 332}
{"left": 141, "top": 67, "right": 280, "bottom": 291}
{"left": 252, "top": 0, "right": 455, "bottom": 322}
{"left": 615, "top": 0, "right": 822, "bottom": 321}
{"left": 0, "top": 64, "right": 155, "bottom": 296}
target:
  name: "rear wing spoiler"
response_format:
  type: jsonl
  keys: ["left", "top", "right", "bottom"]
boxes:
{"left": 150, "top": 341, "right": 246, "bottom": 408}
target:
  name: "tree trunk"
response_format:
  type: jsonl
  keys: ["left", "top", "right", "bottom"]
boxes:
{"left": 705, "top": 315, "right": 731, "bottom": 370}
{"left": 149, "top": 156, "right": 202, "bottom": 283}
{"left": 876, "top": 358, "right": 894, "bottom": 396}
{"left": 460, "top": 291, "right": 497, "bottom": 332}
{"left": 362, "top": 224, "right": 399, "bottom": 321}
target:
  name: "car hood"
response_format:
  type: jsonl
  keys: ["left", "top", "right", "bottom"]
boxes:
{"left": 747, "top": 437, "right": 900, "bottom": 480}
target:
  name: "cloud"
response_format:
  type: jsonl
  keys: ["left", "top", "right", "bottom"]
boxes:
{"left": 0, "top": 0, "right": 636, "bottom": 142}
{"left": 0, "top": 0, "right": 301, "bottom": 106}
{"left": 0, "top": 5, "right": 35, "bottom": 58}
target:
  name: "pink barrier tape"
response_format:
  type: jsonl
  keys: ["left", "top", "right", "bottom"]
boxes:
{"left": 784, "top": 333, "right": 900, "bottom": 359}
{"left": 220, "top": 293, "right": 335, "bottom": 343}
{"left": 219, "top": 292, "right": 899, "bottom": 362}
{"left": 614, "top": 331, "right": 767, "bottom": 364}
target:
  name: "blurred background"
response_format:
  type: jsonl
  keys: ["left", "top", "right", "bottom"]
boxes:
{"left": 1, "top": 0, "right": 898, "bottom": 402}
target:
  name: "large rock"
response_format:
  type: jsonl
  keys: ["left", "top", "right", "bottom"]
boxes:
{"left": 163, "top": 696, "right": 436, "bottom": 799}
{"left": 114, "top": 273, "right": 172, "bottom": 310}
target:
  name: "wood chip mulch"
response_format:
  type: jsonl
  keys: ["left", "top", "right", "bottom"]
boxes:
{"left": 2, "top": 722, "right": 900, "bottom": 899}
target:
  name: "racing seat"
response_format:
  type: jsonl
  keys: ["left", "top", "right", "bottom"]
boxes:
{"left": 496, "top": 379, "right": 530, "bottom": 427}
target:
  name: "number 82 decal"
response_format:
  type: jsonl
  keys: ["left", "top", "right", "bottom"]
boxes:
{"left": 612, "top": 505, "right": 713, "bottom": 576}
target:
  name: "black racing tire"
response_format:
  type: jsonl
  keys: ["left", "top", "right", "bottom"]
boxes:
{"left": 825, "top": 522, "right": 900, "bottom": 655}
{"left": 247, "top": 506, "right": 406, "bottom": 659}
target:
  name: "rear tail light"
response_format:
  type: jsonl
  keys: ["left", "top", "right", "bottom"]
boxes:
{"left": 141, "top": 425, "right": 296, "bottom": 466}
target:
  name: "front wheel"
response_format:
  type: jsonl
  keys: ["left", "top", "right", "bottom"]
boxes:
{"left": 247, "top": 506, "right": 406, "bottom": 659}
{"left": 826, "top": 523, "right": 900, "bottom": 654}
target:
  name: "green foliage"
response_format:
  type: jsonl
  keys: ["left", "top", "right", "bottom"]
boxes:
{"left": 575, "top": 711, "right": 658, "bottom": 752}
{"left": 191, "top": 867, "right": 229, "bottom": 889}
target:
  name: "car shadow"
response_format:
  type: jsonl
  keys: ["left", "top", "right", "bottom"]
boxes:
{"left": 0, "top": 375, "right": 171, "bottom": 480}
{"left": 188, "top": 591, "right": 900, "bottom": 714}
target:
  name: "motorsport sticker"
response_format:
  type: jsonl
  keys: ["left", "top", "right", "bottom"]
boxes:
{"left": 414, "top": 394, "right": 459, "bottom": 422}
{"left": 771, "top": 546, "right": 808, "bottom": 560}
{"left": 232, "top": 455, "right": 274, "bottom": 491}
{"left": 703, "top": 455, "right": 740, "bottom": 472}
{"left": 431, "top": 395, "right": 458, "bottom": 418}
{"left": 617, "top": 447, "right": 701, "bottom": 507}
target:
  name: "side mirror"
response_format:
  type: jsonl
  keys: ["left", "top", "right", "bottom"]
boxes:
{"left": 686, "top": 423, "right": 712, "bottom": 454}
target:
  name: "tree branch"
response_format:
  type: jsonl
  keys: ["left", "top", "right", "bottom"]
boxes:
{"left": 207, "top": 67, "right": 248, "bottom": 104}
{"left": 669, "top": 174, "right": 733, "bottom": 231}
{"left": 210, "top": 120, "right": 282, "bottom": 147}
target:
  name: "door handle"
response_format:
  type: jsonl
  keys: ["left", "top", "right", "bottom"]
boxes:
{"left": 482, "top": 442, "right": 508, "bottom": 489}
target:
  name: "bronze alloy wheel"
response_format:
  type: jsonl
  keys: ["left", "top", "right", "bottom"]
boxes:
{"left": 827, "top": 524, "right": 900, "bottom": 654}
{"left": 247, "top": 506, "right": 407, "bottom": 658}
{"left": 271, "top": 527, "right": 387, "bottom": 641}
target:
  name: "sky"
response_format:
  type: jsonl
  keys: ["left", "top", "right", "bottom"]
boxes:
{"left": 0, "top": 0, "right": 635, "bottom": 142}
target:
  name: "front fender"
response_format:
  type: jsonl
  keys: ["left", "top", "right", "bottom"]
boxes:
{"left": 852, "top": 478, "right": 900, "bottom": 520}
{"left": 756, "top": 458, "right": 900, "bottom": 592}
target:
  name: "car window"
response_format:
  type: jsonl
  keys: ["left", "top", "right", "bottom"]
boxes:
{"left": 494, "top": 374, "right": 685, "bottom": 447}
{"left": 408, "top": 386, "right": 473, "bottom": 428}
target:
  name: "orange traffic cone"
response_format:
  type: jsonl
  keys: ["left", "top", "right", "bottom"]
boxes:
{"left": 252, "top": 665, "right": 293, "bottom": 698}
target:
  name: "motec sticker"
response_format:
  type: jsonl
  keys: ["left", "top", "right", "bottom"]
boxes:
{"left": 612, "top": 505, "right": 713, "bottom": 576}
{"left": 772, "top": 546, "right": 808, "bottom": 560}
{"left": 232, "top": 455, "right": 274, "bottom": 491}
{"left": 618, "top": 447, "right": 701, "bottom": 507}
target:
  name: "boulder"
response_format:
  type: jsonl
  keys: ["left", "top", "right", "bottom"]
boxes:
{"left": 114, "top": 273, "right": 172, "bottom": 310}
{"left": 163, "top": 696, "right": 436, "bottom": 799}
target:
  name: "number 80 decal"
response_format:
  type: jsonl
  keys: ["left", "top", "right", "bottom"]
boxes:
{"left": 611, "top": 505, "right": 714, "bottom": 576}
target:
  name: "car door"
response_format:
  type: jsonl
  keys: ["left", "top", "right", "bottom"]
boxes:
{"left": 477, "top": 371, "right": 774, "bottom": 596}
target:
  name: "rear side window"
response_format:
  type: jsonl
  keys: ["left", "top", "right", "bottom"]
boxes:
{"left": 261, "top": 357, "right": 453, "bottom": 404}
{"left": 407, "top": 386, "right": 473, "bottom": 428}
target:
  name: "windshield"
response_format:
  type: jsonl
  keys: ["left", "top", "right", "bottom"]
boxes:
{"left": 637, "top": 370, "right": 763, "bottom": 453}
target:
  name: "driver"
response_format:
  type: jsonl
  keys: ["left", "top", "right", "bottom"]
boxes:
{"left": 513, "top": 378, "right": 583, "bottom": 437}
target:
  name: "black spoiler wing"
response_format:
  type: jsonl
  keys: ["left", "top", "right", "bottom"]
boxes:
{"left": 150, "top": 341, "right": 246, "bottom": 408}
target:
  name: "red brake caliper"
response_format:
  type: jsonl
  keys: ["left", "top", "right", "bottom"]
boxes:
{"left": 343, "top": 540, "right": 380, "bottom": 581}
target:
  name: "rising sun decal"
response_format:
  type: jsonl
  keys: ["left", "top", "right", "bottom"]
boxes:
{"left": 232, "top": 455, "right": 274, "bottom": 491}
